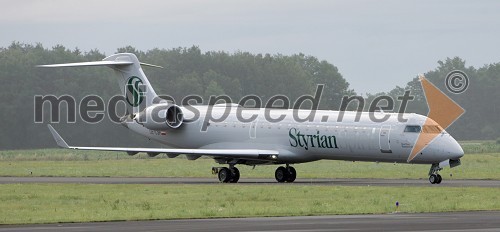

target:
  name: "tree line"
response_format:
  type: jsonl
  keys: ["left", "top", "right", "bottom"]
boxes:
{"left": 0, "top": 42, "right": 498, "bottom": 149}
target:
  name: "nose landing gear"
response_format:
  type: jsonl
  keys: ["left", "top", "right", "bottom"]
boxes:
{"left": 429, "top": 173, "right": 442, "bottom": 184}
{"left": 429, "top": 163, "right": 443, "bottom": 184}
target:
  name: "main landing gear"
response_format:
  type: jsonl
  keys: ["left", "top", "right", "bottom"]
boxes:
{"left": 275, "top": 165, "right": 296, "bottom": 183}
{"left": 212, "top": 164, "right": 297, "bottom": 183}
{"left": 428, "top": 163, "right": 443, "bottom": 184}
{"left": 213, "top": 166, "right": 240, "bottom": 183}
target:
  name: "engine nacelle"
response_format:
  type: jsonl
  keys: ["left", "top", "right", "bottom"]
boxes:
{"left": 136, "top": 104, "right": 184, "bottom": 130}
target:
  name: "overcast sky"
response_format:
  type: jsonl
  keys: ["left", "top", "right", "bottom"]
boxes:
{"left": 1, "top": 0, "right": 499, "bottom": 94}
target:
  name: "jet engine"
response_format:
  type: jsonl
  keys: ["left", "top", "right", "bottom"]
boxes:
{"left": 136, "top": 103, "right": 184, "bottom": 130}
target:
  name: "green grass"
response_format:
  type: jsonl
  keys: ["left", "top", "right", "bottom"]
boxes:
{"left": 0, "top": 149, "right": 138, "bottom": 161}
{"left": 1, "top": 149, "right": 500, "bottom": 179}
{"left": 460, "top": 140, "right": 500, "bottom": 154}
{"left": 0, "top": 183, "right": 499, "bottom": 224}
{"left": 1, "top": 145, "right": 499, "bottom": 225}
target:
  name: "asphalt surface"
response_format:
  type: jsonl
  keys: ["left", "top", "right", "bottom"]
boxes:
{"left": 1, "top": 211, "right": 499, "bottom": 232}
{"left": 1, "top": 176, "right": 499, "bottom": 187}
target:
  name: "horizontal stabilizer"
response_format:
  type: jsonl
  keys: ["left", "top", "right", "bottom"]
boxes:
{"left": 37, "top": 60, "right": 134, "bottom": 68}
{"left": 37, "top": 61, "right": 162, "bottom": 68}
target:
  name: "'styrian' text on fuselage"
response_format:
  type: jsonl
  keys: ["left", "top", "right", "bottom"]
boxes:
{"left": 288, "top": 127, "right": 339, "bottom": 150}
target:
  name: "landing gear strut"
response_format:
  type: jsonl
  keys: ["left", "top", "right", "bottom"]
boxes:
{"left": 428, "top": 163, "right": 443, "bottom": 184}
{"left": 275, "top": 165, "right": 296, "bottom": 183}
{"left": 213, "top": 166, "right": 240, "bottom": 183}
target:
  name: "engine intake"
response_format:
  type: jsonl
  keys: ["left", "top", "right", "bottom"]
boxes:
{"left": 136, "top": 104, "right": 184, "bottom": 130}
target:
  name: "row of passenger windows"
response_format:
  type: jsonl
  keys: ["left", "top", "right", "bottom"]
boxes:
{"left": 210, "top": 122, "right": 375, "bottom": 131}
{"left": 210, "top": 122, "right": 444, "bottom": 134}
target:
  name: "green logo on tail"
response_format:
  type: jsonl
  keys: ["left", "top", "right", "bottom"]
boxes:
{"left": 126, "top": 76, "right": 144, "bottom": 107}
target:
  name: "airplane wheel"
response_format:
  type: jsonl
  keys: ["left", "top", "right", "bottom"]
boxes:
{"left": 436, "top": 174, "right": 442, "bottom": 184}
{"left": 218, "top": 167, "right": 231, "bottom": 183}
{"left": 429, "top": 174, "right": 437, "bottom": 184}
{"left": 229, "top": 167, "right": 240, "bottom": 183}
{"left": 275, "top": 166, "right": 288, "bottom": 183}
{"left": 286, "top": 167, "right": 296, "bottom": 183}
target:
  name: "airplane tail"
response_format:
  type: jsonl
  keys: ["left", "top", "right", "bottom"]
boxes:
{"left": 38, "top": 53, "right": 162, "bottom": 114}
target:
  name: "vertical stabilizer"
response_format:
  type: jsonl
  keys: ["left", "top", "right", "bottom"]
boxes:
{"left": 38, "top": 53, "right": 161, "bottom": 114}
{"left": 103, "top": 53, "right": 159, "bottom": 114}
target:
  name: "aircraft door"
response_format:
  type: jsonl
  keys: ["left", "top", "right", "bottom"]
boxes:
{"left": 379, "top": 125, "right": 392, "bottom": 153}
{"left": 249, "top": 120, "right": 257, "bottom": 139}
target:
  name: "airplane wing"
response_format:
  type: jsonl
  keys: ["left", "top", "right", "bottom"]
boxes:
{"left": 47, "top": 125, "right": 279, "bottom": 161}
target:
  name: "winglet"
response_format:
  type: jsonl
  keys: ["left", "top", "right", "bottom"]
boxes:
{"left": 47, "top": 125, "right": 70, "bottom": 148}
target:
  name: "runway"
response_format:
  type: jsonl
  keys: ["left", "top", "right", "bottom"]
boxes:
{"left": 1, "top": 176, "right": 499, "bottom": 187}
{"left": 1, "top": 211, "right": 499, "bottom": 232}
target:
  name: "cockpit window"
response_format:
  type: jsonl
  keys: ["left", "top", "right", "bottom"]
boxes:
{"left": 404, "top": 125, "right": 443, "bottom": 134}
{"left": 404, "top": 125, "right": 421, "bottom": 133}
{"left": 423, "top": 125, "right": 443, "bottom": 134}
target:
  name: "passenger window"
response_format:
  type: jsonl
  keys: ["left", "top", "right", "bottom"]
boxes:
{"left": 404, "top": 125, "right": 421, "bottom": 133}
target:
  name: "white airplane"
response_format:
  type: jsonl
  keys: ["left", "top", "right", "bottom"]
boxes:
{"left": 41, "top": 53, "right": 464, "bottom": 184}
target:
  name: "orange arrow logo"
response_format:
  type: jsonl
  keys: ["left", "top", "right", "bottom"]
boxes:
{"left": 407, "top": 75, "right": 465, "bottom": 162}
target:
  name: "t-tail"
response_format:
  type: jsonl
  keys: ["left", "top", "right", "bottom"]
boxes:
{"left": 37, "top": 53, "right": 162, "bottom": 114}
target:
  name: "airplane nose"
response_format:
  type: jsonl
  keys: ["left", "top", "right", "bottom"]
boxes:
{"left": 436, "top": 135, "right": 464, "bottom": 160}
{"left": 448, "top": 137, "right": 464, "bottom": 160}
{"left": 417, "top": 134, "right": 464, "bottom": 162}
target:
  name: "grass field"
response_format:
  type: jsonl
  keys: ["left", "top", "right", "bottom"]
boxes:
{"left": 1, "top": 183, "right": 499, "bottom": 224}
{"left": 0, "top": 148, "right": 500, "bottom": 179}
{"left": 0, "top": 143, "right": 499, "bottom": 225}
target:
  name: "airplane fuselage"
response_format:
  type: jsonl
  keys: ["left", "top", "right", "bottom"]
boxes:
{"left": 42, "top": 53, "right": 464, "bottom": 184}
{"left": 126, "top": 105, "right": 463, "bottom": 165}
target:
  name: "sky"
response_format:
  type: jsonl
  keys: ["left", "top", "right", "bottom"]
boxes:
{"left": 1, "top": 0, "right": 499, "bottom": 94}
